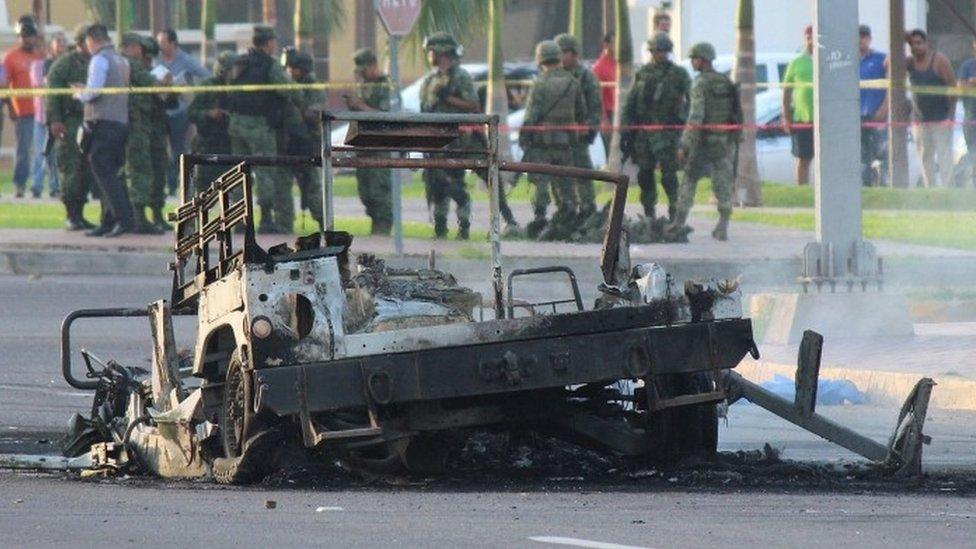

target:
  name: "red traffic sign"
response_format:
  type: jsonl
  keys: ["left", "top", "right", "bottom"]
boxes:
{"left": 375, "top": 0, "right": 422, "bottom": 37}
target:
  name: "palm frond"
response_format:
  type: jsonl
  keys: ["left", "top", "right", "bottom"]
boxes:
{"left": 403, "top": 0, "right": 490, "bottom": 59}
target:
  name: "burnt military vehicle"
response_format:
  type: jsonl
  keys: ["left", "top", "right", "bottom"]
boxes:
{"left": 59, "top": 113, "right": 932, "bottom": 483}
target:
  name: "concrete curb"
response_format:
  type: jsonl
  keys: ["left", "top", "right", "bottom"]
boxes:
{"left": 738, "top": 360, "right": 976, "bottom": 411}
{"left": 0, "top": 248, "right": 171, "bottom": 276}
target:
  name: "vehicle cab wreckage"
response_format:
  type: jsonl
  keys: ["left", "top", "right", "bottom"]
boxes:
{"left": 53, "top": 112, "right": 934, "bottom": 483}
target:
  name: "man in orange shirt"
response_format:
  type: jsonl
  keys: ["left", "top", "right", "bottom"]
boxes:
{"left": 3, "top": 16, "right": 44, "bottom": 198}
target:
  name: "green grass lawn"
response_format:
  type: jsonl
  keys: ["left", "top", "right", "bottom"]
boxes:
{"left": 3, "top": 170, "right": 976, "bottom": 250}
{"left": 723, "top": 210, "right": 976, "bottom": 250}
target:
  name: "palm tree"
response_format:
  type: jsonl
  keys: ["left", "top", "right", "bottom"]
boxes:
{"left": 607, "top": 0, "right": 633, "bottom": 172}
{"left": 262, "top": 0, "right": 277, "bottom": 26}
{"left": 404, "top": 0, "right": 490, "bottom": 57}
{"left": 732, "top": 0, "right": 762, "bottom": 206}
{"left": 294, "top": 0, "right": 346, "bottom": 57}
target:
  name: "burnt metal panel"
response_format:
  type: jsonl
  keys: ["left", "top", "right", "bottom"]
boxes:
{"left": 344, "top": 120, "right": 460, "bottom": 148}
{"left": 254, "top": 318, "right": 754, "bottom": 416}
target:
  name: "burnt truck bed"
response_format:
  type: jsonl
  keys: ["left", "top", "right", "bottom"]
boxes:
{"left": 255, "top": 305, "right": 756, "bottom": 416}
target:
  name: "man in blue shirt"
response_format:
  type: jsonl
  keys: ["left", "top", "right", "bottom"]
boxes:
{"left": 957, "top": 38, "right": 976, "bottom": 187}
{"left": 155, "top": 29, "right": 210, "bottom": 196}
{"left": 859, "top": 25, "right": 887, "bottom": 186}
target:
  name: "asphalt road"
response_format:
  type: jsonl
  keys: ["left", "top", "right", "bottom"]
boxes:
{"left": 2, "top": 272, "right": 976, "bottom": 548}
{"left": 1, "top": 473, "right": 974, "bottom": 548}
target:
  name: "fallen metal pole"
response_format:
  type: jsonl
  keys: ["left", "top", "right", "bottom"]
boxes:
{"left": 724, "top": 370, "right": 889, "bottom": 462}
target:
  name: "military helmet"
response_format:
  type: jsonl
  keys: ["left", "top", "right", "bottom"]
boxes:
{"left": 214, "top": 51, "right": 238, "bottom": 79}
{"left": 73, "top": 23, "right": 91, "bottom": 45}
{"left": 688, "top": 41, "right": 716, "bottom": 61}
{"left": 353, "top": 48, "right": 377, "bottom": 69}
{"left": 535, "top": 40, "right": 562, "bottom": 65}
{"left": 253, "top": 25, "right": 276, "bottom": 43}
{"left": 120, "top": 32, "right": 143, "bottom": 48}
{"left": 647, "top": 32, "right": 673, "bottom": 53}
{"left": 142, "top": 36, "right": 160, "bottom": 57}
{"left": 553, "top": 33, "right": 580, "bottom": 54}
{"left": 289, "top": 51, "right": 313, "bottom": 73}
{"left": 423, "top": 32, "right": 462, "bottom": 57}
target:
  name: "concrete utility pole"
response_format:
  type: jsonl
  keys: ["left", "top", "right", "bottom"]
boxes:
{"left": 812, "top": 0, "right": 862, "bottom": 276}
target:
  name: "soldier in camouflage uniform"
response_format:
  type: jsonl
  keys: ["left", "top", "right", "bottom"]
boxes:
{"left": 345, "top": 48, "right": 393, "bottom": 235}
{"left": 420, "top": 32, "right": 480, "bottom": 240}
{"left": 188, "top": 51, "right": 236, "bottom": 193}
{"left": 554, "top": 33, "right": 601, "bottom": 220}
{"left": 46, "top": 24, "right": 96, "bottom": 230}
{"left": 669, "top": 42, "right": 740, "bottom": 242}
{"left": 280, "top": 47, "right": 324, "bottom": 230}
{"left": 142, "top": 36, "right": 174, "bottom": 230}
{"left": 519, "top": 40, "right": 586, "bottom": 241}
{"left": 621, "top": 32, "right": 690, "bottom": 221}
{"left": 119, "top": 33, "right": 162, "bottom": 233}
{"left": 227, "top": 26, "right": 296, "bottom": 234}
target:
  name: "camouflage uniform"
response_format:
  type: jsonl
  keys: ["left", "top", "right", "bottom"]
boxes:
{"left": 188, "top": 52, "right": 236, "bottom": 192}
{"left": 351, "top": 48, "right": 393, "bottom": 234}
{"left": 122, "top": 37, "right": 165, "bottom": 233}
{"left": 555, "top": 34, "right": 601, "bottom": 218}
{"left": 46, "top": 34, "right": 95, "bottom": 229}
{"left": 281, "top": 49, "right": 324, "bottom": 229}
{"left": 141, "top": 36, "right": 172, "bottom": 229}
{"left": 227, "top": 27, "right": 296, "bottom": 233}
{"left": 621, "top": 34, "right": 690, "bottom": 220}
{"left": 520, "top": 41, "right": 586, "bottom": 240}
{"left": 674, "top": 42, "right": 739, "bottom": 241}
{"left": 420, "top": 33, "right": 477, "bottom": 239}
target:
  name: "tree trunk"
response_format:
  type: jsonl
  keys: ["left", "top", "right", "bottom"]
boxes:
{"left": 486, "top": 0, "right": 514, "bottom": 177}
{"left": 116, "top": 0, "right": 131, "bottom": 36}
{"left": 732, "top": 0, "right": 762, "bottom": 206}
{"left": 568, "top": 0, "right": 583, "bottom": 42}
{"left": 31, "top": 0, "right": 45, "bottom": 34}
{"left": 201, "top": 0, "right": 216, "bottom": 67}
{"left": 263, "top": 0, "right": 277, "bottom": 26}
{"left": 294, "top": 0, "right": 315, "bottom": 53}
{"left": 607, "top": 0, "right": 633, "bottom": 172}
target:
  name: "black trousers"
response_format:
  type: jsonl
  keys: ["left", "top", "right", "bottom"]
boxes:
{"left": 87, "top": 120, "right": 131, "bottom": 227}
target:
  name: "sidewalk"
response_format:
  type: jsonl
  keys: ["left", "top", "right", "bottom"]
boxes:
{"left": 4, "top": 196, "right": 976, "bottom": 285}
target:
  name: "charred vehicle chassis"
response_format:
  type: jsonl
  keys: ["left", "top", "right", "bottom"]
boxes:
{"left": 57, "top": 112, "right": 933, "bottom": 483}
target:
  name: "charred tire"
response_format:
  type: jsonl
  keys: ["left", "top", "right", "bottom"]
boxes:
{"left": 219, "top": 355, "right": 254, "bottom": 458}
{"left": 213, "top": 353, "right": 273, "bottom": 484}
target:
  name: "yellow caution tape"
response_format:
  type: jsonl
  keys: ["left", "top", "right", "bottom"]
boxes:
{"left": 5, "top": 77, "right": 976, "bottom": 99}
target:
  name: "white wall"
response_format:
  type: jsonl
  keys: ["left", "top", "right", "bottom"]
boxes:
{"left": 668, "top": 0, "right": 925, "bottom": 61}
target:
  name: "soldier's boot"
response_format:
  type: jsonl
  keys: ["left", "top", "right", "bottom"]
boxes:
{"left": 525, "top": 211, "right": 548, "bottom": 240}
{"left": 433, "top": 216, "right": 449, "bottom": 239}
{"left": 152, "top": 206, "right": 172, "bottom": 232}
{"left": 65, "top": 202, "right": 95, "bottom": 231}
{"left": 456, "top": 219, "right": 471, "bottom": 241}
{"left": 132, "top": 207, "right": 164, "bottom": 235}
{"left": 663, "top": 210, "right": 694, "bottom": 242}
{"left": 712, "top": 208, "right": 731, "bottom": 241}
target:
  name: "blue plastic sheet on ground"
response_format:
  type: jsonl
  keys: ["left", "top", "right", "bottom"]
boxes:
{"left": 736, "top": 374, "right": 868, "bottom": 405}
